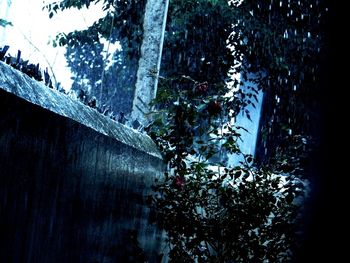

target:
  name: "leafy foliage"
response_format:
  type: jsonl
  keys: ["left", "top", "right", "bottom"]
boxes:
{"left": 230, "top": 0, "right": 328, "bottom": 173}
{"left": 152, "top": 166, "right": 304, "bottom": 262}
{"left": 0, "top": 18, "right": 12, "bottom": 27}
{"left": 147, "top": 66, "right": 307, "bottom": 262}
{"left": 146, "top": 0, "right": 326, "bottom": 261}
{"left": 161, "top": 0, "right": 237, "bottom": 86}
{"left": 45, "top": 0, "right": 242, "bottom": 117}
{"left": 45, "top": 0, "right": 145, "bottom": 57}
{"left": 65, "top": 41, "right": 137, "bottom": 115}
{"left": 45, "top": 0, "right": 146, "bottom": 115}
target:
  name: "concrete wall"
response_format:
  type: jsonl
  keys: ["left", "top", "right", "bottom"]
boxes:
{"left": 0, "top": 62, "right": 165, "bottom": 262}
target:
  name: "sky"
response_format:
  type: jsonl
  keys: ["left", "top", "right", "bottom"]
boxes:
{"left": 0, "top": 0, "right": 107, "bottom": 90}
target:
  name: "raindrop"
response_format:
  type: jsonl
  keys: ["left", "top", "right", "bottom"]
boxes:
{"left": 283, "top": 30, "right": 289, "bottom": 39}
{"left": 307, "top": 32, "right": 311, "bottom": 38}
{"left": 293, "top": 85, "right": 297, "bottom": 91}
{"left": 302, "top": 137, "right": 307, "bottom": 144}
{"left": 275, "top": 95, "right": 280, "bottom": 104}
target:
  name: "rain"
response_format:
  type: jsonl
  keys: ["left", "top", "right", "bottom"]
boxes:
{"left": 0, "top": 0, "right": 339, "bottom": 262}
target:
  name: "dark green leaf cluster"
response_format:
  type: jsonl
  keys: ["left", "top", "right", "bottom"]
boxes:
{"left": 146, "top": 0, "right": 324, "bottom": 261}
{"left": 231, "top": 0, "right": 327, "bottom": 172}
{"left": 150, "top": 122, "right": 306, "bottom": 262}
{"left": 148, "top": 76, "right": 306, "bottom": 262}
{"left": 161, "top": 0, "right": 238, "bottom": 89}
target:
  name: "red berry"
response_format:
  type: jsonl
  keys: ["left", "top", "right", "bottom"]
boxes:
{"left": 195, "top": 82, "right": 208, "bottom": 93}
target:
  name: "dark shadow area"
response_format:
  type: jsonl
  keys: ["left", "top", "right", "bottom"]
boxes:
{"left": 294, "top": 1, "right": 347, "bottom": 262}
{"left": 0, "top": 89, "right": 164, "bottom": 262}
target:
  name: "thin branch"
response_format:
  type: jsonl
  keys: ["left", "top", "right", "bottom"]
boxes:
{"left": 99, "top": 11, "right": 115, "bottom": 104}
{"left": 16, "top": 26, "right": 59, "bottom": 87}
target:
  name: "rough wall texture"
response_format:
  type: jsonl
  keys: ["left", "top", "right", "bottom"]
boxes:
{"left": 0, "top": 62, "right": 165, "bottom": 262}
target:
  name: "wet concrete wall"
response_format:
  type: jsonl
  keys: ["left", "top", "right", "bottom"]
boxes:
{"left": 0, "top": 62, "right": 165, "bottom": 262}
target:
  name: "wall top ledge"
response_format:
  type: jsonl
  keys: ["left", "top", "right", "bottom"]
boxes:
{"left": 0, "top": 61, "right": 162, "bottom": 159}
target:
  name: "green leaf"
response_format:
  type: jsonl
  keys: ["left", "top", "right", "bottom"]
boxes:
{"left": 0, "top": 18, "right": 13, "bottom": 27}
{"left": 246, "top": 156, "right": 253, "bottom": 163}
{"left": 234, "top": 170, "right": 242, "bottom": 179}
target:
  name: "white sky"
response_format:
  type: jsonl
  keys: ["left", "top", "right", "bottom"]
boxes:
{"left": 0, "top": 0, "right": 107, "bottom": 90}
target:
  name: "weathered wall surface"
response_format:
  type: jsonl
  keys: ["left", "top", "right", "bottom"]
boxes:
{"left": 0, "top": 62, "right": 165, "bottom": 262}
